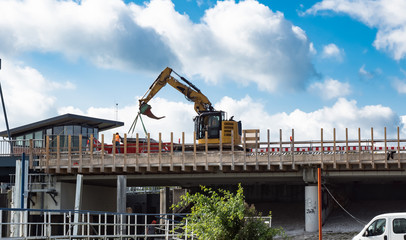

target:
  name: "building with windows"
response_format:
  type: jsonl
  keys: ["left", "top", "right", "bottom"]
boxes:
{"left": 0, "top": 114, "right": 124, "bottom": 181}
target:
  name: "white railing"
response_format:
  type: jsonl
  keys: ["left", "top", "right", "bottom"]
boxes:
{"left": 0, "top": 208, "right": 194, "bottom": 239}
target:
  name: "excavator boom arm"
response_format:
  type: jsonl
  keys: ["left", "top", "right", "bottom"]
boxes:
{"left": 139, "top": 67, "right": 213, "bottom": 117}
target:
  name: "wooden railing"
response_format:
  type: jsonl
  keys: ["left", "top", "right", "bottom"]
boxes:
{"left": 23, "top": 127, "right": 406, "bottom": 174}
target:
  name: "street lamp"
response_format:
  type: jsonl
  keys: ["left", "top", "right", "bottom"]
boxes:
{"left": 0, "top": 58, "right": 13, "bottom": 153}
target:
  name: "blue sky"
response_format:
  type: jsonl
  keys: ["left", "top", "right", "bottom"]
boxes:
{"left": 0, "top": 0, "right": 406, "bottom": 142}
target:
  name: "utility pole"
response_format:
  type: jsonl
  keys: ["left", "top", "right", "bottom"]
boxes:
{"left": 0, "top": 59, "right": 13, "bottom": 153}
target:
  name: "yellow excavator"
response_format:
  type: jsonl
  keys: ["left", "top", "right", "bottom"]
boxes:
{"left": 138, "top": 67, "right": 242, "bottom": 145}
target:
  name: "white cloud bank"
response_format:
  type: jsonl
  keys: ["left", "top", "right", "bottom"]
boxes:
{"left": 0, "top": 60, "right": 74, "bottom": 128}
{"left": 0, "top": 0, "right": 315, "bottom": 92}
{"left": 306, "top": 0, "right": 406, "bottom": 60}
{"left": 309, "top": 78, "right": 351, "bottom": 99}
{"left": 59, "top": 96, "right": 403, "bottom": 143}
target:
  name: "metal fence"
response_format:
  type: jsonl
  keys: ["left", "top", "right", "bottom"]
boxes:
{"left": 0, "top": 208, "right": 194, "bottom": 239}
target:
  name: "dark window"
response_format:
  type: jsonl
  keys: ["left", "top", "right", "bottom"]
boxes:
{"left": 393, "top": 218, "right": 406, "bottom": 234}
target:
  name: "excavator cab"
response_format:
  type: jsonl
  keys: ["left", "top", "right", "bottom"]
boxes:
{"left": 194, "top": 111, "right": 242, "bottom": 145}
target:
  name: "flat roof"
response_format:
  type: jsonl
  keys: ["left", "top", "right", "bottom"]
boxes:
{"left": 0, "top": 113, "right": 124, "bottom": 138}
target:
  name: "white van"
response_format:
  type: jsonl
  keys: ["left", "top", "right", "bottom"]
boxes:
{"left": 352, "top": 213, "right": 406, "bottom": 240}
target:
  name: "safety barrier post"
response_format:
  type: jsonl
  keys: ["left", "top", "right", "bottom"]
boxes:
{"left": 267, "top": 129, "right": 271, "bottom": 170}
{"left": 333, "top": 128, "right": 336, "bottom": 169}
{"left": 231, "top": 130, "right": 235, "bottom": 171}
{"left": 182, "top": 132, "right": 185, "bottom": 171}
{"left": 159, "top": 132, "right": 162, "bottom": 171}
{"left": 243, "top": 130, "right": 247, "bottom": 171}
{"left": 345, "top": 128, "right": 349, "bottom": 169}
{"left": 318, "top": 168, "right": 322, "bottom": 240}
{"left": 170, "top": 132, "right": 174, "bottom": 171}
{"left": 398, "top": 127, "right": 401, "bottom": 168}
{"left": 320, "top": 128, "right": 323, "bottom": 169}
{"left": 147, "top": 133, "right": 151, "bottom": 171}
{"left": 90, "top": 134, "right": 94, "bottom": 171}
{"left": 279, "top": 129, "right": 283, "bottom": 170}
{"left": 29, "top": 139, "right": 33, "bottom": 169}
{"left": 358, "top": 128, "right": 362, "bottom": 169}
{"left": 124, "top": 133, "right": 127, "bottom": 172}
{"left": 101, "top": 134, "right": 105, "bottom": 172}
{"left": 79, "top": 134, "right": 83, "bottom": 173}
{"left": 193, "top": 131, "right": 197, "bottom": 171}
{"left": 384, "top": 127, "right": 388, "bottom": 169}
{"left": 46, "top": 135, "right": 50, "bottom": 172}
{"left": 205, "top": 131, "right": 208, "bottom": 171}
{"left": 219, "top": 130, "right": 223, "bottom": 171}
{"left": 68, "top": 135, "right": 72, "bottom": 173}
{"left": 136, "top": 133, "right": 139, "bottom": 171}
{"left": 371, "top": 128, "right": 375, "bottom": 169}
{"left": 56, "top": 135, "right": 60, "bottom": 173}
{"left": 291, "top": 129, "right": 295, "bottom": 170}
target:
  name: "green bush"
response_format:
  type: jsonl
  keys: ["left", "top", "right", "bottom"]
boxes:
{"left": 172, "top": 184, "right": 284, "bottom": 240}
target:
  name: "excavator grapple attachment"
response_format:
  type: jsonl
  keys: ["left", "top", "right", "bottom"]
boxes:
{"left": 140, "top": 103, "right": 165, "bottom": 120}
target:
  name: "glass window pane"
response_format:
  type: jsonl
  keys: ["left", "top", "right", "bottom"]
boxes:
{"left": 54, "top": 126, "right": 64, "bottom": 136}
{"left": 94, "top": 128, "right": 99, "bottom": 139}
{"left": 65, "top": 125, "right": 73, "bottom": 136}
{"left": 73, "top": 126, "right": 81, "bottom": 135}
{"left": 82, "top": 127, "right": 88, "bottom": 137}
{"left": 393, "top": 218, "right": 406, "bottom": 234}
{"left": 16, "top": 136, "right": 24, "bottom": 146}
{"left": 46, "top": 128, "right": 52, "bottom": 136}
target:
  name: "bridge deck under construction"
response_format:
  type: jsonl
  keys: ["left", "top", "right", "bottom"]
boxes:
{"left": 10, "top": 127, "right": 406, "bottom": 174}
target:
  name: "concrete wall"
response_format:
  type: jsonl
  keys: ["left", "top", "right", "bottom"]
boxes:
{"left": 30, "top": 182, "right": 116, "bottom": 212}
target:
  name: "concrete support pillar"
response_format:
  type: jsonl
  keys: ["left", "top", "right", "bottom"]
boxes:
{"left": 305, "top": 185, "right": 318, "bottom": 232}
{"left": 73, "top": 174, "right": 83, "bottom": 236}
{"left": 160, "top": 187, "right": 170, "bottom": 223}
{"left": 116, "top": 175, "right": 127, "bottom": 213}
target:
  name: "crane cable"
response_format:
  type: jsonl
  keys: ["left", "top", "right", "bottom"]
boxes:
{"left": 128, "top": 112, "right": 148, "bottom": 137}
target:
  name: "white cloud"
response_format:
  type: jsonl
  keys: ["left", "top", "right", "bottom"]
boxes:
{"left": 392, "top": 78, "right": 406, "bottom": 94}
{"left": 308, "top": 78, "right": 351, "bottom": 99}
{"left": 215, "top": 96, "right": 401, "bottom": 141}
{"left": 62, "top": 95, "right": 403, "bottom": 143}
{"left": 321, "top": 43, "right": 344, "bottom": 61}
{"left": 0, "top": 0, "right": 178, "bottom": 72}
{"left": 0, "top": 0, "right": 316, "bottom": 92}
{"left": 0, "top": 60, "right": 75, "bottom": 128}
{"left": 131, "top": 0, "right": 316, "bottom": 92}
{"left": 306, "top": 0, "right": 406, "bottom": 60}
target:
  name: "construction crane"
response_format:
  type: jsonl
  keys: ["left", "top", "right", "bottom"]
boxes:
{"left": 137, "top": 67, "right": 242, "bottom": 145}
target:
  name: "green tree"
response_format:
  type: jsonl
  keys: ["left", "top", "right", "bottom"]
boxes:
{"left": 172, "top": 184, "right": 284, "bottom": 240}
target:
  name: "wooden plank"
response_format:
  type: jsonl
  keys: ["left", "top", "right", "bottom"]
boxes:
{"left": 267, "top": 129, "right": 270, "bottom": 170}
{"left": 320, "top": 128, "right": 323, "bottom": 169}
{"left": 159, "top": 133, "right": 162, "bottom": 172}
{"left": 147, "top": 133, "right": 151, "bottom": 172}
{"left": 279, "top": 129, "right": 283, "bottom": 170}
{"left": 371, "top": 127, "right": 375, "bottom": 169}
{"left": 79, "top": 134, "right": 83, "bottom": 173}
{"left": 398, "top": 126, "right": 401, "bottom": 168}
{"left": 219, "top": 130, "right": 223, "bottom": 171}
{"left": 56, "top": 135, "right": 60, "bottom": 173}
{"left": 136, "top": 133, "right": 140, "bottom": 171}
{"left": 90, "top": 134, "right": 94, "bottom": 173}
{"left": 101, "top": 134, "right": 105, "bottom": 172}
{"left": 123, "top": 133, "right": 127, "bottom": 172}
{"left": 182, "top": 132, "right": 185, "bottom": 171}
{"left": 384, "top": 127, "right": 388, "bottom": 169}
{"left": 231, "top": 130, "right": 235, "bottom": 171}
{"left": 170, "top": 132, "right": 173, "bottom": 171}
{"left": 205, "top": 131, "right": 208, "bottom": 171}
{"left": 358, "top": 128, "right": 362, "bottom": 169}
{"left": 243, "top": 130, "right": 247, "bottom": 171}
{"left": 68, "top": 135, "right": 72, "bottom": 173}
{"left": 29, "top": 139, "right": 33, "bottom": 170}
{"left": 333, "top": 128, "right": 336, "bottom": 169}
{"left": 255, "top": 129, "right": 259, "bottom": 170}
{"left": 193, "top": 131, "right": 197, "bottom": 171}
{"left": 345, "top": 128, "right": 349, "bottom": 169}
